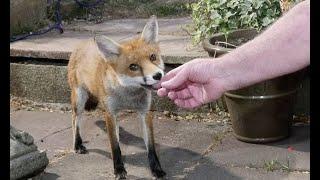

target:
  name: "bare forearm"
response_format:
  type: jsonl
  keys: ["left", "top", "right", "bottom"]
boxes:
{"left": 216, "top": 0, "right": 310, "bottom": 91}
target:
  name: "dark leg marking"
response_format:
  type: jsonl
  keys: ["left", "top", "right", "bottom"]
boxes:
{"left": 84, "top": 92, "right": 99, "bottom": 111}
{"left": 148, "top": 146, "right": 166, "bottom": 178}
{"left": 113, "top": 144, "right": 127, "bottom": 179}
{"left": 75, "top": 128, "right": 87, "bottom": 154}
{"left": 105, "top": 112, "right": 127, "bottom": 179}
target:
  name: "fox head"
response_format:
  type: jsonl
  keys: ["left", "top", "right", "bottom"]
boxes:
{"left": 94, "top": 15, "right": 164, "bottom": 90}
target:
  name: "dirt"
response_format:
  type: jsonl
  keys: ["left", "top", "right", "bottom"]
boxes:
{"left": 10, "top": 95, "right": 231, "bottom": 124}
{"left": 11, "top": 95, "right": 309, "bottom": 127}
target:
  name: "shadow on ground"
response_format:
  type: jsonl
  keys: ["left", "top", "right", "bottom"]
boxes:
{"left": 36, "top": 114, "right": 308, "bottom": 179}
{"left": 268, "top": 126, "right": 310, "bottom": 152}
{"left": 85, "top": 120, "right": 242, "bottom": 179}
{"left": 41, "top": 172, "right": 60, "bottom": 179}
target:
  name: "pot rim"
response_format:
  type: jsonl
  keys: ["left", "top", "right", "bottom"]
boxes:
{"left": 202, "top": 28, "right": 258, "bottom": 55}
{"left": 233, "top": 133, "right": 289, "bottom": 144}
{"left": 224, "top": 88, "right": 298, "bottom": 100}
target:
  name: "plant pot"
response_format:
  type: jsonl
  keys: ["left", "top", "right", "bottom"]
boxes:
{"left": 202, "top": 29, "right": 259, "bottom": 112}
{"left": 202, "top": 29, "right": 258, "bottom": 57}
{"left": 203, "top": 29, "right": 304, "bottom": 143}
{"left": 225, "top": 70, "right": 304, "bottom": 143}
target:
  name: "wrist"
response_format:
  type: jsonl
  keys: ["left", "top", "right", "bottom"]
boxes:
{"left": 209, "top": 56, "right": 240, "bottom": 92}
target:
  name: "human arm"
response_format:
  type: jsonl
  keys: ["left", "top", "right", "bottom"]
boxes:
{"left": 157, "top": 0, "right": 310, "bottom": 109}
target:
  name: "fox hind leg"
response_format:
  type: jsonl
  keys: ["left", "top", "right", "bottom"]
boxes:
{"left": 71, "top": 86, "right": 88, "bottom": 154}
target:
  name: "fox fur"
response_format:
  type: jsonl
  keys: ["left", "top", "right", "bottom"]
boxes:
{"left": 67, "top": 15, "right": 166, "bottom": 179}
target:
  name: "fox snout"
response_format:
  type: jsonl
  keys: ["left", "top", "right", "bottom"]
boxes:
{"left": 144, "top": 69, "right": 164, "bottom": 83}
{"left": 152, "top": 72, "right": 162, "bottom": 80}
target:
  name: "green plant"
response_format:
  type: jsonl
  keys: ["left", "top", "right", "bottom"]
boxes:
{"left": 263, "top": 158, "right": 291, "bottom": 172}
{"left": 190, "top": 0, "right": 282, "bottom": 44}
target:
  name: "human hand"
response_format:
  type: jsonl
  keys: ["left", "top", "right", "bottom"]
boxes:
{"left": 157, "top": 58, "right": 227, "bottom": 109}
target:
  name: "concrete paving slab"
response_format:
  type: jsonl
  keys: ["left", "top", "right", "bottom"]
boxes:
{"left": 10, "top": 110, "right": 226, "bottom": 179}
{"left": 10, "top": 18, "right": 207, "bottom": 64}
{"left": 64, "top": 18, "right": 192, "bottom": 36}
{"left": 206, "top": 126, "right": 310, "bottom": 171}
{"left": 10, "top": 110, "right": 309, "bottom": 179}
{"left": 185, "top": 159, "right": 310, "bottom": 180}
{"left": 10, "top": 111, "right": 71, "bottom": 143}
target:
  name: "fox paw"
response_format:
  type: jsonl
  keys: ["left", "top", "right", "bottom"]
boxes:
{"left": 75, "top": 144, "right": 87, "bottom": 154}
{"left": 152, "top": 169, "right": 166, "bottom": 178}
{"left": 115, "top": 167, "right": 127, "bottom": 179}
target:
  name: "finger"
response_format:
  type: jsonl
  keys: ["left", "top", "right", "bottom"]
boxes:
{"left": 174, "top": 98, "right": 202, "bottom": 109}
{"left": 153, "top": 81, "right": 162, "bottom": 90}
{"left": 168, "top": 88, "right": 192, "bottom": 100}
{"left": 163, "top": 65, "right": 184, "bottom": 81}
{"left": 168, "top": 91, "right": 177, "bottom": 100}
{"left": 161, "top": 69, "right": 189, "bottom": 90}
{"left": 158, "top": 65, "right": 185, "bottom": 86}
{"left": 157, "top": 88, "right": 169, "bottom": 97}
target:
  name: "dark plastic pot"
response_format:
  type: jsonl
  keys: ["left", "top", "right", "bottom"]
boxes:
{"left": 202, "top": 29, "right": 303, "bottom": 143}
{"left": 203, "top": 29, "right": 258, "bottom": 57}
{"left": 225, "top": 71, "right": 303, "bottom": 143}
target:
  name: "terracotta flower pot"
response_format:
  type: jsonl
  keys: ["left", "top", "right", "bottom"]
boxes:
{"left": 202, "top": 29, "right": 304, "bottom": 143}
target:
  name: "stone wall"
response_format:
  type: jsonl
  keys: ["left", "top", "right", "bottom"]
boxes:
{"left": 10, "top": 62, "right": 309, "bottom": 115}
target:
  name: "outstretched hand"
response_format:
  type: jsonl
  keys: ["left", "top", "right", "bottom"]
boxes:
{"left": 157, "top": 59, "right": 227, "bottom": 109}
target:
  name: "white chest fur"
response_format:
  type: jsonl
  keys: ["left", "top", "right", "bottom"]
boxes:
{"left": 106, "top": 87, "right": 152, "bottom": 114}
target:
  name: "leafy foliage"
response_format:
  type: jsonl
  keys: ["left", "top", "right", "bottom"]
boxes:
{"left": 190, "top": 0, "right": 283, "bottom": 44}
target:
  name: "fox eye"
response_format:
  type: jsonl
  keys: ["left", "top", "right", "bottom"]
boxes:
{"left": 129, "top": 64, "right": 140, "bottom": 71}
{"left": 150, "top": 54, "right": 157, "bottom": 61}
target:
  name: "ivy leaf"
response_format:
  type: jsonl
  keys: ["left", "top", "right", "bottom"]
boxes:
{"left": 210, "top": 11, "right": 221, "bottom": 20}
{"left": 262, "top": 17, "right": 273, "bottom": 26}
{"left": 224, "top": 11, "right": 236, "bottom": 20}
{"left": 219, "top": 0, "right": 227, "bottom": 6}
{"left": 190, "top": 0, "right": 282, "bottom": 44}
{"left": 227, "top": 0, "right": 239, "bottom": 8}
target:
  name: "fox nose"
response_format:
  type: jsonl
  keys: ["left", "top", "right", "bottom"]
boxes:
{"left": 152, "top": 72, "right": 162, "bottom": 80}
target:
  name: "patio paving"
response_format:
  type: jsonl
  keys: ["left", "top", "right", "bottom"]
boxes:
{"left": 10, "top": 109, "right": 310, "bottom": 179}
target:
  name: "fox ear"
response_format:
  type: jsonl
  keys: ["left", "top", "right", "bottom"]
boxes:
{"left": 94, "top": 35, "right": 120, "bottom": 58}
{"left": 141, "top": 15, "right": 158, "bottom": 44}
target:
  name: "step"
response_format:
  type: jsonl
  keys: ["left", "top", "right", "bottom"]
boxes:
{"left": 10, "top": 18, "right": 207, "bottom": 64}
{"left": 10, "top": 18, "right": 309, "bottom": 114}
{"left": 10, "top": 59, "right": 309, "bottom": 114}
{"left": 10, "top": 61, "right": 212, "bottom": 112}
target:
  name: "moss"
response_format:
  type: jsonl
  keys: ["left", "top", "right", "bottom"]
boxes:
{"left": 49, "top": 0, "right": 193, "bottom": 20}
{"left": 147, "top": 3, "right": 191, "bottom": 17}
{"left": 10, "top": 0, "right": 49, "bottom": 36}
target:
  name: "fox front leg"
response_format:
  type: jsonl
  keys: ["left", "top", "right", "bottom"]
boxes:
{"left": 139, "top": 111, "right": 166, "bottom": 178}
{"left": 104, "top": 112, "right": 127, "bottom": 179}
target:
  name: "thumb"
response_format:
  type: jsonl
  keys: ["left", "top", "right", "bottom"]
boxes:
{"left": 161, "top": 69, "right": 188, "bottom": 90}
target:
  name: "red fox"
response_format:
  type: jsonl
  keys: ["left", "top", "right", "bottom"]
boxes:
{"left": 67, "top": 16, "right": 166, "bottom": 179}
